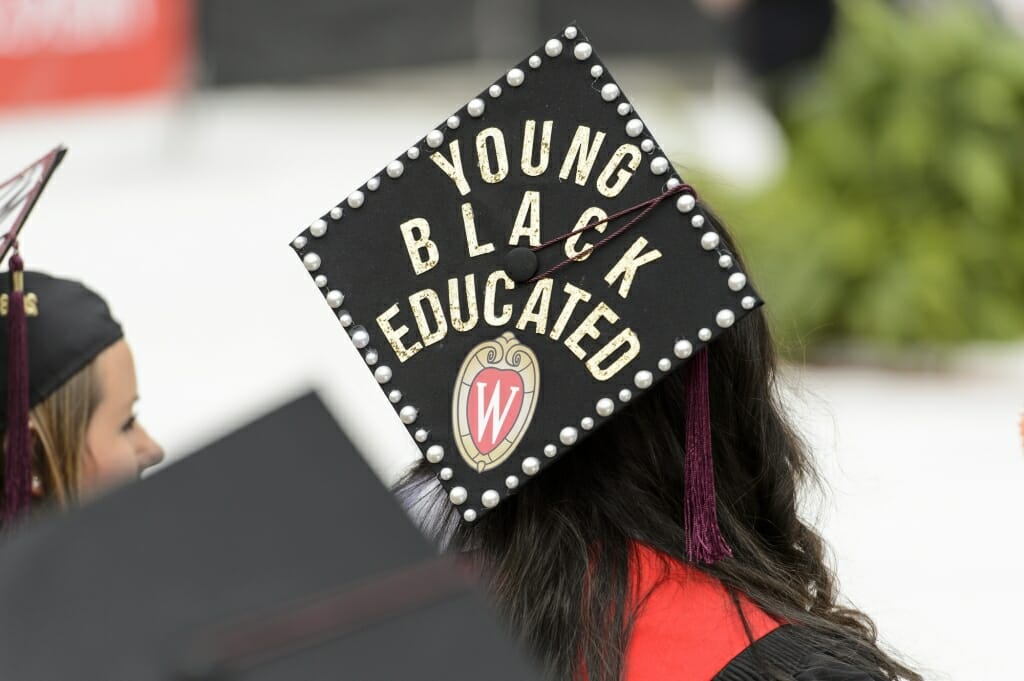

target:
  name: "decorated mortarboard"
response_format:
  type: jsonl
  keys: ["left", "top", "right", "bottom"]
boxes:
{"left": 0, "top": 147, "right": 125, "bottom": 527}
{"left": 291, "top": 25, "right": 762, "bottom": 562}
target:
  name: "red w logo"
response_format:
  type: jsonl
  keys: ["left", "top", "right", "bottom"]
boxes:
{"left": 467, "top": 368, "right": 525, "bottom": 455}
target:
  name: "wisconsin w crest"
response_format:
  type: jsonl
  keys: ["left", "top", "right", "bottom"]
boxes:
{"left": 453, "top": 333, "right": 539, "bottom": 473}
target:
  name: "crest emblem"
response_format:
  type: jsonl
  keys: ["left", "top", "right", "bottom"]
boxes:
{"left": 453, "top": 332, "right": 540, "bottom": 473}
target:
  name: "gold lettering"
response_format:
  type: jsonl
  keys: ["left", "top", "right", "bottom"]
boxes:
{"left": 448, "top": 275, "right": 479, "bottom": 333}
{"left": 564, "top": 207, "right": 607, "bottom": 262}
{"left": 558, "top": 125, "right": 606, "bottom": 186}
{"left": 515, "top": 278, "right": 553, "bottom": 335}
{"left": 376, "top": 303, "right": 423, "bottom": 363}
{"left": 564, "top": 303, "right": 618, "bottom": 360}
{"left": 429, "top": 140, "right": 472, "bottom": 196}
{"left": 476, "top": 127, "right": 509, "bottom": 184}
{"left": 409, "top": 288, "right": 448, "bottom": 347}
{"left": 586, "top": 327, "right": 640, "bottom": 381}
{"left": 462, "top": 202, "right": 495, "bottom": 257}
{"left": 509, "top": 190, "right": 541, "bottom": 247}
{"left": 595, "top": 143, "right": 642, "bottom": 198}
{"left": 483, "top": 270, "right": 515, "bottom": 326}
{"left": 604, "top": 236, "right": 663, "bottom": 298}
{"left": 521, "top": 119, "right": 553, "bottom": 177}
{"left": 549, "top": 282, "right": 592, "bottom": 341}
{"left": 399, "top": 218, "right": 439, "bottom": 276}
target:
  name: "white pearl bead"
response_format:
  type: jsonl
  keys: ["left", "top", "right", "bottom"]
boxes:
{"left": 505, "top": 475, "right": 519, "bottom": 490}
{"left": 439, "top": 467, "right": 453, "bottom": 481}
{"left": 666, "top": 177, "right": 681, "bottom": 189}
{"left": 674, "top": 339, "right": 693, "bottom": 359}
{"left": 641, "top": 139, "right": 654, "bottom": 153}
{"left": 625, "top": 119, "right": 644, "bottom": 137}
{"left": 590, "top": 65, "right": 604, "bottom": 78}
{"left": 522, "top": 457, "right": 540, "bottom": 476}
{"left": 596, "top": 397, "right": 615, "bottom": 417}
{"left": 489, "top": 84, "right": 502, "bottom": 98}
{"left": 449, "top": 486, "right": 468, "bottom": 505}
{"left": 691, "top": 214, "right": 705, "bottom": 228}
{"left": 564, "top": 26, "right": 578, "bottom": 39}
{"left": 314, "top": 275, "right": 327, "bottom": 288}
{"left": 580, "top": 417, "right": 594, "bottom": 431}
{"left": 506, "top": 68, "right": 525, "bottom": 87}
{"left": 310, "top": 219, "right": 328, "bottom": 237}
{"left": 386, "top": 160, "right": 404, "bottom": 178}
{"left": 676, "top": 194, "right": 696, "bottom": 213}
{"left": 716, "top": 309, "right": 736, "bottom": 328}
{"left": 292, "top": 235, "right": 308, "bottom": 249}
{"left": 363, "top": 349, "right": 378, "bottom": 365}
{"left": 718, "top": 254, "right": 733, "bottom": 269}
{"left": 399, "top": 405, "right": 418, "bottom": 424}
{"left": 618, "top": 388, "right": 632, "bottom": 402}
{"left": 701, "top": 232, "right": 720, "bottom": 250}
{"left": 634, "top": 370, "right": 654, "bottom": 389}
{"left": 467, "top": 98, "right": 485, "bottom": 117}
{"left": 326, "top": 290, "right": 344, "bottom": 308}
{"left": 347, "top": 191, "right": 365, "bottom": 208}
{"left": 426, "top": 444, "right": 444, "bottom": 463}
{"left": 407, "top": 147, "right": 420, "bottom": 160}
{"left": 742, "top": 296, "right": 756, "bottom": 310}
{"left": 651, "top": 157, "right": 669, "bottom": 175}
{"left": 658, "top": 358, "right": 671, "bottom": 372}
{"left": 303, "top": 253, "right": 321, "bottom": 271}
{"left": 329, "top": 206, "right": 343, "bottom": 220}
{"left": 463, "top": 509, "right": 478, "bottom": 522}
{"left": 529, "top": 55, "right": 542, "bottom": 68}
{"left": 414, "top": 428, "right": 428, "bottom": 443}
{"left": 573, "top": 42, "right": 592, "bottom": 60}
{"left": 366, "top": 176, "right": 380, "bottom": 192}
{"left": 601, "top": 83, "right": 620, "bottom": 101}
{"left": 338, "top": 311, "right": 353, "bottom": 327}
{"left": 728, "top": 272, "right": 747, "bottom": 291}
{"left": 350, "top": 327, "right": 370, "bottom": 349}
{"left": 426, "top": 130, "right": 444, "bottom": 148}
{"left": 544, "top": 444, "right": 557, "bottom": 458}
{"left": 698, "top": 327, "right": 712, "bottom": 341}
{"left": 388, "top": 389, "right": 402, "bottom": 404}
{"left": 481, "top": 490, "right": 500, "bottom": 508}
{"left": 374, "top": 365, "right": 392, "bottom": 383}
{"left": 544, "top": 39, "right": 562, "bottom": 57}
{"left": 446, "top": 115, "right": 460, "bottom": 130}
{"left": 559, "top": 426, "right": 578, "bottom": 446}
{"left": 617, "top": 102, "right": 632, "bottom": 116}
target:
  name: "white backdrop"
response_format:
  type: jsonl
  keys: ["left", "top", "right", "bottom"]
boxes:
{"left": 2, "top": 64, "right": 1021, "bottom": 681}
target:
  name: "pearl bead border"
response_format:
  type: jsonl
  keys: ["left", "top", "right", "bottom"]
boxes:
{"left": 289, "top": 22, "right": 761, "bottom": 524}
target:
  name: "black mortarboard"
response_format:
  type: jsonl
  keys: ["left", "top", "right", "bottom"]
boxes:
{"left": 0, "top": 393, "right": 542, "bottom": 681}
{"left": 290, "top": 25, "right": 762, "bottom": 562}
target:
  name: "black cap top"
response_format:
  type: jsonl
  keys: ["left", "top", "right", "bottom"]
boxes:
{"left": 290, "top": 25, "right": 763, "bottom": 524}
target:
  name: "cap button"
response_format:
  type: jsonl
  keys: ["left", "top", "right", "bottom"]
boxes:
{"left": 504, "top": 247, "right": 538, "bottom": 284}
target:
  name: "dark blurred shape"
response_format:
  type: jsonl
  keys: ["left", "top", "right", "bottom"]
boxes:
{"left": 198, "top": 0, "right": 725, "bottom": 85}
{"left": 0, "top": 393, "right": 541, "bottom": 681}
{"left": 733, "top": 0, "right": 837, "bottom": 77}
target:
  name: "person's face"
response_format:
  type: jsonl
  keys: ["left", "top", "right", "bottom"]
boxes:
{"left": 78, "top": 340, "right": 164, "bottom": 497}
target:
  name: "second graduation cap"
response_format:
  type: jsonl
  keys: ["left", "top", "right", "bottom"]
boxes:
{"left": 292, "top": 25, "right": 762, "bottom": 534}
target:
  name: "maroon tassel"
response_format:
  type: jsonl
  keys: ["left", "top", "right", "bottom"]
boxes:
{"left": 684, "top": 348, "right": 732, "bottom": 564}
{"left": 2, "top": 254, "right": 32, "bottom": 524}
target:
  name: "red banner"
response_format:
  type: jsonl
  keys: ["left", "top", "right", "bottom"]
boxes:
{"left": 0, "top": 0, "right": 192, "bottom": 108}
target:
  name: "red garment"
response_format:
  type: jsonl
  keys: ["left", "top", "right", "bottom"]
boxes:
{"left": 624, "top": 544, "right": 781, "bottom": 681}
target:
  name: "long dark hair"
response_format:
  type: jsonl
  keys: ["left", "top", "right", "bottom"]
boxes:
{"left": 397, "top": 212, "right": 920, "bottom": 681}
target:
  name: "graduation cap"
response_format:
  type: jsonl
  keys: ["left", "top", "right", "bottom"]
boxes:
{"left": 0, "top": 393, "right": 543, "bottom": 681}
{"left": 291, "top": 25, "right": 762, "bottom": 562}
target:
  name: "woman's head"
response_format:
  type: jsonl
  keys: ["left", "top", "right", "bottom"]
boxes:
{"left": 1, "top": 272, "right": 163, "bottom": 519}
{"left": 398, "top": 210, "right": 919, "bottom": 681}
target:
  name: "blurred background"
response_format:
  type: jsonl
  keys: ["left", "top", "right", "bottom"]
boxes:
{"left": 2, "top": 0, "right": 1022, "bottom": 679}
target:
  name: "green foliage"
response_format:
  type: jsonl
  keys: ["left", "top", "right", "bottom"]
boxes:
{"left": 715, "top": 0, "right": 1024, "bottom": 352}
